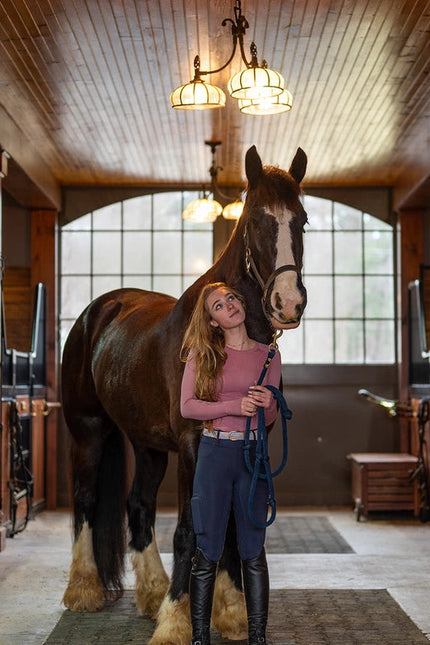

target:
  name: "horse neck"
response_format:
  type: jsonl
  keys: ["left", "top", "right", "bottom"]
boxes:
{"left": 210, "top": 219, "right": 246, "bottom": 284}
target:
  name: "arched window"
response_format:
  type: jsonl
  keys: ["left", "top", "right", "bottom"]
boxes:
{"left": 60, "top": 192, "right": 213, "bottom": 350}
{"left": 60, "top": 193, "right": 396, "bottom": 365}
{"left": 277, "top": 195, "right": 396, "bottom": 364}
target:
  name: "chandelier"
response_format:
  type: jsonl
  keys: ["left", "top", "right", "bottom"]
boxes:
{"left": 182, "top": 141, "right": 244, "bottom": 223}
{"left": 170, "top": 1, "right": 292, "bottom": 115}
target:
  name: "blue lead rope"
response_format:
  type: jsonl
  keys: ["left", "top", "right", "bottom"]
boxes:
{"left": 244, "top": 347, "right": 292, "bottom": 528}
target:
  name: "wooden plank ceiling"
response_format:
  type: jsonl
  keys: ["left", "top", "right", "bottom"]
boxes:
{"left": 0, "top": 0, "right": 429, "bottom": 196}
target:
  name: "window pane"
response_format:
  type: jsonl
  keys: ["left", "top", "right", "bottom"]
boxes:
{"left": 63, "top": 213, "right": 92, "bottom": 231}
{"left": 363, "top": 213, "right": 391, "bottom": 231}
{"left": 154, "top": 232, "right": 181, "bottom": 273}
{"left": 123, "top": 195, "right": 152, "bottom": 230}
{"left": 364, "top": 231, "right": 393, "bottom": 274}
{"left": 153, "top": 275, "right": 182, "bottom": 298}
{"left": 184, "top": 233, "right": 213, "bottom": 274}
{"left": 61, "top": 231, "right": 91, "bottom": 274}
{"left": 365, "top": 276, "right": 394, "bottom": 318}
{"left": 153, "top": 193, "right": 182, "bottom": 229}
{"left": 334, "top": 232, "right": 362, "bottom": 274}
{"left": 335, "top": 276, "right": 363, "bottom": 318}
{"left": 93, "top": 202, "right": 122, "bottom": 229}
{"left": 333, "top": 203, "right": 362, "bottom": 230}
{"left": 93, "top": 276, "right": 122, "bottom": 299}
{"left": 304, "top": 196, "right": 332, "bottom": 229}
{"left": 61, "top": 276, "right": 91, "bottom": 318}
{"left": 335, "top": 320, "right": 364, "bottom": 363}
{"left": 123, "top": 275, "right": 152, "bottom": 290}
{"left": 277, "top": 325, "right": 303, "bottom": 364}
{"left": 304, "top": 232, "right": 332, "bottom": 274}
{"left": 123, "top": 232, "right": 151, "bottom": 273}
{"left": 365, "top": 320, "right": 395, "bottom": 363}
{"left": 305, "top": 320, "right": 333, "bottom": 363}
{"left": 305, "top": 276, "right": 333, "bottom": 318}
{"left": 183, "top": 275, "right": 199, "bottom": 291}
{"left": 93, "top": 232, "right": 122, "bottom": 274}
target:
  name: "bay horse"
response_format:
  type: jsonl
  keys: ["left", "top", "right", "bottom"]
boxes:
{"left": 61, "top": 145, "right": 308, "bottom": 644}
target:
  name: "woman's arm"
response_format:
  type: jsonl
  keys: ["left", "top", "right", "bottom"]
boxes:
{"left": 180, "top": 358, "right": 242, "bottom": 420}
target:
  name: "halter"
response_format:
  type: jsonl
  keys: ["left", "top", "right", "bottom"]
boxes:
{"left": 243, "top": 222, "right": 301, "bottom": 323}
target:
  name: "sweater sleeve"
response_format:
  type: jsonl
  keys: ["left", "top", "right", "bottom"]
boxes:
{"left": 180, "top": 358, "right": 243, "bottom": 420}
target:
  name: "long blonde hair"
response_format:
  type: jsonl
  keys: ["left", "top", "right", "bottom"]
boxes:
{"left": 180, "top": 282, "right": 246, "bottom": 401}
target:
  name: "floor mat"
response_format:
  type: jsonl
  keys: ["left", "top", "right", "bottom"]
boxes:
{"left": 154, "top": 514, "right": 354, "bottom": 554}
{"left": 44, "top": 589, "right": 429, "bottom": 644}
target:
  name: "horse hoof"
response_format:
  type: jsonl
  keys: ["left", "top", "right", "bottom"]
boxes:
{"left": 62, "top": 579, "right": 104, "bottom": 612}
{"left": 212, "top": 569, "right": 248, "bottom": 640}
{"left": 148, "top": 593, "right": 191, "bottom": 645}
{"left": 131, "top": 543, "right": 170, "bottom": 618}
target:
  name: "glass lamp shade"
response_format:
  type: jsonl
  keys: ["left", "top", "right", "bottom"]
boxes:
{"left": 222, "top": 200, "right": 244, "bottom": 220}
{"left": 228, "top": 66, "right": 285, "bottom": 100}
{"left": 238, "top": 89, "right": 293, "bottom": 115}
{"left": 170, "top": 80, "right": 226, "bottom": 109}
{"left": 182, "top": 198, "right": 223, "bottom": 222}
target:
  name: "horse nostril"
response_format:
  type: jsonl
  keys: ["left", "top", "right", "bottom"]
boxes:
{"left": 274, "top": 292, "right": 282, "bottom": 311}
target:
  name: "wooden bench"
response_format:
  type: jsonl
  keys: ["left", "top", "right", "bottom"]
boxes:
{"left": 347, "top": 453, "right": 419, "bottom": 521}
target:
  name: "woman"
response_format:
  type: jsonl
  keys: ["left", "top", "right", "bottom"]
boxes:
{"left": 180, "top": 282, "right": 282, "bottom": 645}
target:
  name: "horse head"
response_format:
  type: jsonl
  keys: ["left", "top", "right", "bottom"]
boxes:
{"left": 240, "top": 145, "right": 308, "bottom": 331}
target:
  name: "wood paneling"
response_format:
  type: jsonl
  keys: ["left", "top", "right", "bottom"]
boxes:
{"left": 2, "top": 266, "right": 32, "bottom": 352}
{"left": 0, "top": 0, "right": 429, "bottom": 202}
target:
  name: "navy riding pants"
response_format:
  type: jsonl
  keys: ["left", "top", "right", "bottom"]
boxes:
{"left": 191, "top": 435, "right": 268, "bottom": 562}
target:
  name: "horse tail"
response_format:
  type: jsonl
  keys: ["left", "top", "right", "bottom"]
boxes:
{"left": 92, "top": 425, "right": 127, "bottom": 596}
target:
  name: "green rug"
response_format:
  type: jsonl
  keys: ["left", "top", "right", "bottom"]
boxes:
{"left": 45, "top": 589, "right": 428, "bottom": 644}
{"left": 154, "top": 515, "right": 354, "bottom": 554}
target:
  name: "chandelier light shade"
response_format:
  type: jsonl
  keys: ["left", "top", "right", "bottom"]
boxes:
{"left": 228, "top": 66, "right": 284, "bottom": 100}
{"left": 171, "top": 1, "right": 292, "bottom": 116}
{"left": 182, "top": 197, "right": 223, "bottom": 222}
{"left": 183, "top": 141, "right": 244, "bottom": 223}
{"left": 170, "top": 77, "right": 226, "bottom": 110}
{"left": 238, "top": 89, "right": 293, "bottom": 115}
{"left": 222, "top": 200, "right": 244, "bottom": 219}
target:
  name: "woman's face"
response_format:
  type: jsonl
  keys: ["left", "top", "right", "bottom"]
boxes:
{"left": 206, "top": 287, "right": 246, "bottom": 331}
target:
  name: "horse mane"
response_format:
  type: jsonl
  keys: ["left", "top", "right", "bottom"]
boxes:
{"left": 245, "top": 164, "right": 303, "bottom": 212}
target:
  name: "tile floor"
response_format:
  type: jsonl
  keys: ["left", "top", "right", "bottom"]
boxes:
{"left": 0, "top": 508, "right": 429, "bottom": 644}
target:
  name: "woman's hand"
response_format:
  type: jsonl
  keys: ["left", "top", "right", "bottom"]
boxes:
{"left": 248, "top": 385, "right": 273, "bottom": 409}
{"left": 241, "top": 396, "right": 258, "bottom": 417}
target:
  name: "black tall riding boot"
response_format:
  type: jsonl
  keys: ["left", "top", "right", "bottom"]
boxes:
{"left": 242, "top": 548, "right": 269, "bottom": 645}
{"left": 189, "top": 547, "right": 217, "bottom": 645}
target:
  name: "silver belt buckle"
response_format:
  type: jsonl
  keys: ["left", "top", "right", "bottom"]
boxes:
{"left": 229, "top": 431, "right": 244, "bottom": 441}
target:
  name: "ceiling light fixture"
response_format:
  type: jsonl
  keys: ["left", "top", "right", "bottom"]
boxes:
{"left": 182, "top": 141, "right": 244, "bottom": 223}
{"left": 171, "top": 1, "right": 292, "bottom": 115}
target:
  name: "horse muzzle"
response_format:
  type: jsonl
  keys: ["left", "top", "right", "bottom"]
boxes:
{"left": 265, "top": 274, "right": 307, "bottom": 329}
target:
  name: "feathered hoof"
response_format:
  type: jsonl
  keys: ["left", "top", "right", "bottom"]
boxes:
{"left": 132, "top": 545, "right": 170, "bottom": 619}
{"left": 62, "top": 573, "right": 104, "bottom": 612}
{"left": 212, "top": 569, "right": 248, "bottom": 640}
{"left": 148, "top": 593, "right": 192, "bottom": 645}
{"left": 135, "top": 575, "right": 170, "bottom": 619}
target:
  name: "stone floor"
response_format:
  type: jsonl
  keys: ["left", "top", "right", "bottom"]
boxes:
{"left": 0, "top": 508, "right": 429, "bottom": 644}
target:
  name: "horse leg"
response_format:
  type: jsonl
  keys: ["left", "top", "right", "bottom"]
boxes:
{"left": 128, "top": 447, "right": 170, "bottom": 619}
{"left": 63, "top": 416, "right": 127, "bottom": 612}
{"left": 149, "top": 432, "right": 198, "bottom": 645}
{"left": 63, "top": 433, "right": 106, "bottom": 612}
{"left": 213, "top": 509, "right": 248, "bottom": 640}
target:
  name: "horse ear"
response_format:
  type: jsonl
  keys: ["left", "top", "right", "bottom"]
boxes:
{"left": 289, "top": 147, "right": 307, "bottom": 185}
{"left": 245, "top": 145, "right": 264, "bottom": 189}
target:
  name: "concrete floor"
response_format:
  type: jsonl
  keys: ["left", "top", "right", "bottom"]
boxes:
{"left": 0, "top": 508, "right": 429, "bottom": 645}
